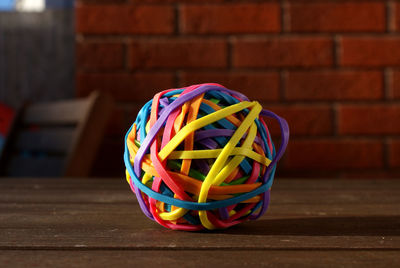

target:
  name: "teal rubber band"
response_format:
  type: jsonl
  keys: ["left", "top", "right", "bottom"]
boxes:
{"left": 124, "top": 127, "right": 274, "bottom": 211}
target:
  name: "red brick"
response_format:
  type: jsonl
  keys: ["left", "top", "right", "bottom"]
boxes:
{"left": 277, "top": 169, "right": 340, "bottom": 179}
{"left": 105, "top": 107, "right": 125, "bottom": 136}
{"left": 129, "top": 0, "right": 225, "bottom": 2}
{"left": 181, "top": 3, "right": 280, "bottom": 34}
{"left": 125, "top": 105, "right": 143, "bottom": 125}
{"left": 77, "top": 0, "right": 126, "bottom": 4}
{"left": 266, "top": 105, "right": 333, "bottom": 136}
{"left": 77, "top": 72, "right": 174, "bottom": 101}
{"left": 289, "top": 2, "right": 385, "bottom": 32}
{"left": 90, "top": 138, "right": 125, "bottom": 177}
{"left": 76, "top": 5, "right": 174, "bottom": 34}
{"left": 76, "top": 42, "right": 125, "bottom": 71}
{"left": 180, "top": 71, "right": 279, "bottom": 101}
{"left": 342, "top": 171, "right": 400, "bottom": 179}
{"left": 130, "top": 39, "right": 227, "bottom": 69}
{"left": 338, "top": 105, "right": 400, "bottom": 135}
{"left": 393, "top": 70, "right": 400, "bottom": 99}
{"left": 340, "top": 37, "right": 400, "bottom": 67}
{"left": 286, "top": 71, "right": 383, "bottom": 100}
{"left": 396, "top": 2, "right": 400, "bottom": 32}
{"left": 389, "top": 139, "right": 400, "bottom": 167}
{"left": 103, "top": 104, "right": 143, "bottom": 137}
{"left": 285, "top": 140, "right": 384, "bottom": 170}
{"left": 233, "top": 38, "right": 333, "bottom": 67}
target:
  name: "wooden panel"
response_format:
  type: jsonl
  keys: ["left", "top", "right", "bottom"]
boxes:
{"left": 0, "top": 204, "right": 399, "bottom": 249}
{"left": 0, "top": 179, "right": 399, "bottom": 250}
{"left": 6, "top": 156, "right": 65, "bottom": 177}
{"left": 0, "top": 178, "right": 126, "bottom": 190}
{"left": 0, "top": 178, "right": 399, "bottom": 204}
{"left": 1, "top": 178, "right": 397, "bottom": 190}
{"left": 64, "top": 91, "right": 113, "bottom": 176}
{"left": 1, "top": 202, "right": 399, "bottom": 234}
{"left": 23, "top": 99, "right": 89, "bottom": 125}
{"left": 0, "top": 250, "right": 399, "bottom": 267}
{"left": 1, "top": 91, "right": 112, "bottom": 177}
{"left": 0, "top": 176, "right": 399, "bottom": 268}
{"left": 15, "top": 128, "right": 75, "bottom": 153}
{"left": 1, "top": 185, "right": 400, "bottom": 206}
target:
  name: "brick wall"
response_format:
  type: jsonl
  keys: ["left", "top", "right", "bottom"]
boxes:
{"left": 76, "top": 0, "right": 400, "bottom": 178}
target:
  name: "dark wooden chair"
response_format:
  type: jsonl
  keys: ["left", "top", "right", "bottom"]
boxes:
{"left": 0, "top": 91, "right": 113, "bottom": 177}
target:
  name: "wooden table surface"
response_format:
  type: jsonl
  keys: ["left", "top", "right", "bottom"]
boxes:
{"left": 0, "top": 178, "right": 399, "bottom": 267}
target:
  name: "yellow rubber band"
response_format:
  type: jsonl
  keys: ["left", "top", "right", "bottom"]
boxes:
{"left": 198, "top": 102, "right": 262, "bottom": 229}
{"left": 126, "top": 101, "right": 267, "bottom": 227}
{"left": 158, "top": 101, "right": 255, "bottom": 161}
{"left": 166, "top": 147, "right": 271, "bottom": 167}
{"left": 212, "top": 122, "right": 258, "bottom": 186}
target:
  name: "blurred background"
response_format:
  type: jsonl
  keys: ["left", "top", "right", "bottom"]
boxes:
{"left": 0, "top": 0, "right": 399, "bottom": 178}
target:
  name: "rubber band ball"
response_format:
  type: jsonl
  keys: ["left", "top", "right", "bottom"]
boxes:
{"left": 124, "top": 83, "right": 289, "bottom": 231}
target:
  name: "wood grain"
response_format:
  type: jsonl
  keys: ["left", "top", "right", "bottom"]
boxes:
{"left": 23, "top": 99, "right": 89, "bottom": 125}
{"left": 0, "top": 91, "right": 113, "bottom": 177}
{"left": 0, "top": 178, "right": 399, "bottom": 266}
{"left": 1, "top": 250, "right": 400, "bottom": 268}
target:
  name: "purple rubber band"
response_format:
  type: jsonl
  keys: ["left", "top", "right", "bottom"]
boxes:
{"left": 197, "top": 138, "right": 219, "bottom": 149}
{"left": 193, "top": 159, "right": 210, "bottom": 175}
{"left": 195, "top": 129, "right": 263, "bottom": 145}
{"left": 134, "top": 84, "right": 249, "bottom": 177}
{"left": 219, "top": 207, "right": 230, "bottom": 220}
{"left": 249, "top": 110, "right": 289, "bottom": 220}
{"left": 129, "top": 84, "right": 288, "bottom": 225}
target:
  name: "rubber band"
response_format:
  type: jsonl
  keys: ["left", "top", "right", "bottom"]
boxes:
{"left": 124, "top": 83, "right": 289, "bottom": 231}
{"left": 166, "top": 147, "right": 271, "bottom": 167}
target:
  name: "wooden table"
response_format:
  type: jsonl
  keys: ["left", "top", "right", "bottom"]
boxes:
{"left": 1, "top": 178, "right": 399, "bottom": 267}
